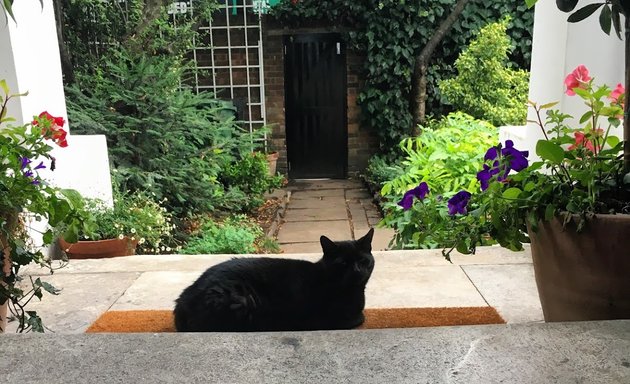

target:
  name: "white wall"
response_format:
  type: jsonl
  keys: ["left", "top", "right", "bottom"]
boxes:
{"left": 1, "top": 1, "right": 114, "bottom": 253}
{"left": 502, "top": 0, "right": 625, "bottom": 159}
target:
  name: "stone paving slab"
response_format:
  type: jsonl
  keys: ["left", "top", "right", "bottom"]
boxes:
{"left": 111, "top": 271, "right": 200, "bottom": 311}
{"left": 283, "top": 207, "right": 348, "bottom": 222}
{"left": 4, "top": 321, "right": 629, "bottom": 383}
{"left": 289, "top": 189, "right": 346, "bottom": 199}
{"left": 288, "top": 179, "right": 361, "bottom": 190}
{"left": 276, "top": 220, "right": 351, "bottom": 243}
{"left": 9, "top": 272, "right": 139, "bottom": 333}
{"left": 285, "top": 196, "right": 347, "bottom": 209}
{"left": 462, "top": 264, "right": 544, "bottom": 323}
{"left": 366, "top": 265, "right": 487, "bottom": 308}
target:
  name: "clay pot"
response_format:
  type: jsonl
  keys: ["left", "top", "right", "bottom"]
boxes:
{"left": 528, "top": 214, "right": 630, "bottom": 322}
{"left": 58, "top": 237, "right": 139, "bottom": 259}
{"left": 266, "top": 151, "right": 279, "bottom": 176}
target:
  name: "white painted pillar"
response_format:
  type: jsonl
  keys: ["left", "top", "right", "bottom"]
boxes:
{"left": 1, "top": 1, "right": 114, "bottom": 255}
{"left": 525, "top": 0, "right": 625, "bottom": 157}
{"left": 1, "top": 0, "right": 113, "bottom": 203}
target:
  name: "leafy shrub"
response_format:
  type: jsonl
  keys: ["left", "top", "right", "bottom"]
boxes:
{"left": 220, "top": 152, "right": 284, "bottom": 212}
{"left": 381, "top": 112, "right": 497, "bottom": 198}
{"left": 439, "top": 19, "right": 530, "bottom": 126}
{"left": 181, "top": 215, "right": 264, "bottom": 254}
{"left": 363, "top": 155, "right": 405, "bottom": 193}
{"left": 378, "top": 112, "right": 498, "bottom": 249}
{"left": 66, "top": 49, "right": 259, "bottom": 218}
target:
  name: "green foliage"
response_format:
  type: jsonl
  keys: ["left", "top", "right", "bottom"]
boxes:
{"left": 381, "top": 112, "right": 497, "bottom": 197}
{"left": 58, "top": 0, "right": 217, "bottom": 78}
{"left": 439, "top": 19, "right": 530, "bottom": 126}
{"left": 377, "top": 112, "right": 498, "bottom": 249}
{"left": 270, "top": 0, "right": 533, "bottom": 148}
{"left": 66, "top": 49, "right": 260, "bottom": 218}
{"left": 363, "top": 155, "right": 405, "bottom": 193}
{"left": 74, "top": 189, "right": 175, "bottom": 255}
{"left": 220, "top": 152, "right": 284, "bottom": 212}
{"left": 181, "top": 215, "right": 264, "bottom": 254}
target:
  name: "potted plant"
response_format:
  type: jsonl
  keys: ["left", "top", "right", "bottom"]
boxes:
{"left": 58, "top": 189, "right": 176, "bottom": 258}
{"left": 394, "top": 1, "right": 630, "bottom": 322}
{"left": 1, "top": 80, "right": 87, "bottom": 332}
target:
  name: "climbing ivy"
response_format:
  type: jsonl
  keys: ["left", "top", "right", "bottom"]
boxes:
{"left": 269, "top": 0, "right": 534, "bottom": 149}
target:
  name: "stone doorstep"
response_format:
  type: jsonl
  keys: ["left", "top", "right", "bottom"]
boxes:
{"left": 3, "top": 321, "right": 630, "bottom": 383}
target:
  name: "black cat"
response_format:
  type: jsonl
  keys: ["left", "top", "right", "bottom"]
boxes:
{"left": 173, "top": 228, "right": 375, "bottom": 332}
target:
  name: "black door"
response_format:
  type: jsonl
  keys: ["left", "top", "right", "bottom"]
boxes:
{"left": 284, "top": 33, "right": 347, "bottom": 179}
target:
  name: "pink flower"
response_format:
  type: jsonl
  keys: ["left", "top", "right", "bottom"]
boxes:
{"left": 568, "top": 129, "right": 603, "bottom": 153}
{"left": 564, "top": 65, "right": 591, "bottom": 96}
{"left": 609, "top": 83, "right": 625, "bottom": 111}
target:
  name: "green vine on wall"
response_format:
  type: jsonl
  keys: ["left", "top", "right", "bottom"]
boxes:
{"left": 269, "top": 0, "right": 533, "bottom": 149}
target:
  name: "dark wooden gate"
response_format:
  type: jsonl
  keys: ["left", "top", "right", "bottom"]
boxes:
{"left": 284, "top": 33, "right": 347, "bottom": 179}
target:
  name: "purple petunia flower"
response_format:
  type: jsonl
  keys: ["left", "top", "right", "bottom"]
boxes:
{"left": 448, "top": 190, "right": 472, "bottom": 216}
{"left": 398, "top": 182, "right": 429, "bottom": 210}
{"left": 33, "top": 161, "right": 46, "bottom": 170}
{"left": 20, "top": 157, "right": 31, "bottom": 170}
{"left": 476, "top": 140, "right": 529, "bottom": 191}
{"left": 501, "top": 140, "right": 529, "bottom": 171}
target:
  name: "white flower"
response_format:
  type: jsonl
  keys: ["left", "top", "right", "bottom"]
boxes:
{"left": 166, "top": 247, "right": 171, "bottom": 252}
{"left": 130, "top": 228, "right": 136, "bottom": 234}
{"left": 139, "top": 238, "right": 146, "bottom": 244}
{"left": 118, "top": 234, "right": 124, "bottom": 240}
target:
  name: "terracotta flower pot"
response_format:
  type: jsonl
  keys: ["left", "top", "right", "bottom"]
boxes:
{"left": 266, "top": 151, "right": 279, "bottom": 176}
{"left": 58, "top": 237, "right": 139, "bottom": 259}
{"left": 528, "top": 214, "right": 630, "bottom": 322}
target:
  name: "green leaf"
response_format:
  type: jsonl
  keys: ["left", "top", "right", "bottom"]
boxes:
{"left": 598, "top": 4, "right": 612, "bottom": 35}
{"left": 0, "top": 79, "right": 8, "bottom": 95}
{"left": 579, "top": 111, "right": 593, "bottom": 124}
{"left": 544, "top": 204, "right": 556, "bottom": 221}
{"left": 536, "top": 140, "right": 565, "bottom": 164}
{"left": 539, "top": 101, "right": 559, "bottom": 109}
{"left": 606, "top": 135, "right": 620, "bottom": 148}
{"left": 2, "top": 0, "right": 16, "bottom": 23}
{"left": 502, "top": 187, "right": 522, "bottom": 199}
{"left": 567, "top": 3, "right": 604, "bottom": 23}
{"left": 525, "top": 0, "right": 538, "bottom": 9}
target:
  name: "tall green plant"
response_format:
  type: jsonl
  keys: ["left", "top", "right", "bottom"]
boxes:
{"left": 439, "top": 19, "right": 530, "bottom": 126}
{"left": 66, "top": 49, "right": 257, "bottom": 217}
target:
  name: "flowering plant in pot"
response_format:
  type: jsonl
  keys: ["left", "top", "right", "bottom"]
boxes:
{"left": 0, "top": 80, "right": 87, "bottom": 332}
{"left": 399, "top": 66, "right": 629, "bottom": 321}
{"left": 58, "top": 188, "right": 177, "bottom": 258}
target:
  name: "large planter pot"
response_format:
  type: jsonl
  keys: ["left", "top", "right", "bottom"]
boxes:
{"left": 58, "top": 237, "right": 138, "bottom": 259}
{"left": 528, "top": 214, "right": 630, "bottom": 322}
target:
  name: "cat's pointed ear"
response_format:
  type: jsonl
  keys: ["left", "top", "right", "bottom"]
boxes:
{"left": 357, "top": 228, "right": 374, "bottom": 250}
{"left": 320, "top": 235, "right": 337, "bottom": 254}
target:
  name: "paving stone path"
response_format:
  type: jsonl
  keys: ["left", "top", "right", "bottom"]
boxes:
{"left": 276, "top": 179, "right": 395, "bottom": 253}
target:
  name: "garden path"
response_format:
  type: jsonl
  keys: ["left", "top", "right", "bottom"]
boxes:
{"left": 275, "top": 178, "right": 395, "bottom": 253}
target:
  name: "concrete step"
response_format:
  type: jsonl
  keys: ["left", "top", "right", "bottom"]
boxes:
{"left": 3, "top": 320, "right": 630, "bottom": 383}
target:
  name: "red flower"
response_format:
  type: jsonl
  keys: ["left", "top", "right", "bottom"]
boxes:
{"left": 33, "top": 111, "right": 68, "bottom": 147}
{"left": 564, "top": 65, "right": 591, "bottom": 96}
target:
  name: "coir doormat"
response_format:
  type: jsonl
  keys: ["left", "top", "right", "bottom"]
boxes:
{"left": 86, "top": 307, "right": 505, "bottom": 333}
